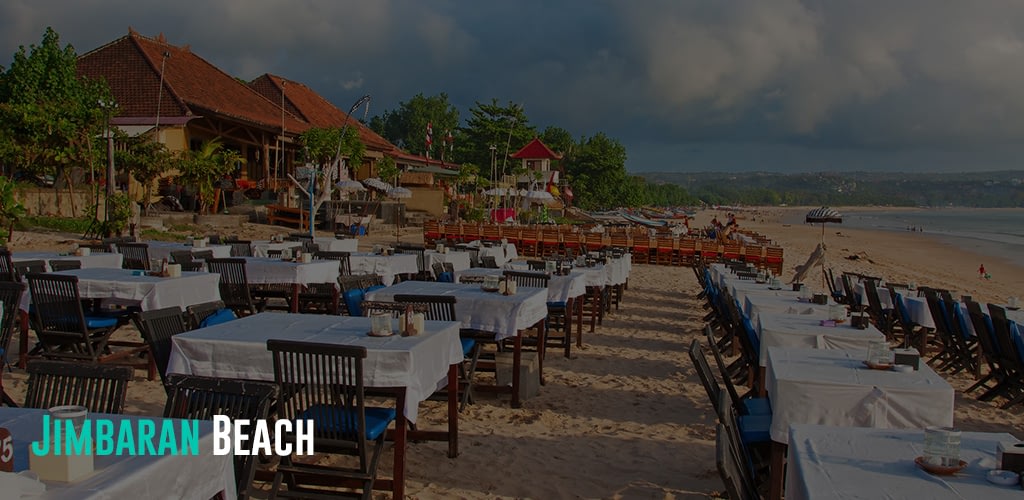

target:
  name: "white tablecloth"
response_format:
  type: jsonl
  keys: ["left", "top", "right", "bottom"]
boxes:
{"left": 50, "top": 268, "right": 222, "bottom": 311}
{"left": 313, "top": 237, "right": 359, "bottom": 252}
{"left": 242, "top": 257, "right": 340, "bottom": 285}
{"left": 455, "top": 268, "right": 586, "bottom": 303}
{"left": 0, "top": 408, "right": 236, "bottom": 500}
{"left": 765, "top": 347, "right": 954, "bottom": 443}
{"left": 424, "top": 250, "right": 472, "bottom": 277}
{"left": 604, "top": 255, "right": 631, "bottom": 285}
{"left": 743, "top": 289, "right": 829, "bottom": 321}
{"left": 140, "top": 241, "right": 232, "bottom": 262}
{"left": 756, "top": 313, "right": 886, "bottom": 367}
{"left": 250, "top": 240, "right": 303, "bottom": 258}
{"left": 348, "top": 253, "right": 419, "bottom": 286}
{"left": 467, "top": 241, "right": 518, "bottom": 267}
{"left": 366, "top": 281, "right": 548, "bottom": 340}
{"left": 13, "top": 252, "right": 123, "bottom": 270}
{"left": 167, "top": 313, "right": 463, "bottom": 423}
{"left": 786, "top": 424, "right": 1020, "bottom": 500}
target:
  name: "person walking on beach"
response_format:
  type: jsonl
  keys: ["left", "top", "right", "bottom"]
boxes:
{"left": 979, "top": 264, "right": 986, "bottom": 279}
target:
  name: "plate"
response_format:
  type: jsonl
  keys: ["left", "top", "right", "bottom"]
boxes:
{"left": 863, "top": 360, "right": 894, "bottom": 370}
{"left": 986, "top": 469, "right": 1019, "bottom": 486}
{"left": 914, "top": 456, "right": 967, "bottom": 475}
{"left": 366, "top": 331, "right": 394, "bottom": 337}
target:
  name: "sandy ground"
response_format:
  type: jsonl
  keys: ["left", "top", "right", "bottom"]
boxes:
{"left": 3, "top": 209, "right": 1023, "bottom": 499}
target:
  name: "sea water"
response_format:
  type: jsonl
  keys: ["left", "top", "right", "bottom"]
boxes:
{"left": 838, "top": 208, "right": 1024, "bottom": 269}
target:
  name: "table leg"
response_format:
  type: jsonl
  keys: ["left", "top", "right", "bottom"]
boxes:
{"left": 589, "top": 287, "right": 599, "bottom": 333}
{"left": 768, "top": 440, "right": 787, "bottom": 500}
{"left": 565, "top": 297, "right": 573, "bottom": 358}
{"left": 512, "top": 332, "right": 522, "bottom": 408}
{"left": 575, "top": 295, "right": 584, "bottom": 348}
{"left": 393, "top": 389, "right": 407, "bottom": 499}
{"left": 290, "top": 284, "right": 300, "bottom": 313}
{"left": 446, "top": 363, "right": 459, "bottom": 458}
{"left": 18, "top": 311, "right": 29, "bottom": 369}
{"left": 535, "top": 319, "right": 546, "bottom": 386}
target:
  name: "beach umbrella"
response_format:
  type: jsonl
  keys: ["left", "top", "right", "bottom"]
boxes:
{"left": 335, "top": 180, "right": 366, "bottom": 192}
{"left": 805, "top": 207, "right": 843, "bottom": 287}
{"left": 483, "top": 187, "right": 507, "bottom": 196}
{"left": 362, "top": 177, "right": 393, "bottom": 192}
{"left": 525, "top": 190, "right": 556, "bottom": 206}
{"left": 791, "top": 243, "right": 826, "bottom": 284}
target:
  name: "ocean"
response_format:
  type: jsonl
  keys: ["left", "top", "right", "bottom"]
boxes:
{"left": 828, "top": 208, "right": 1024, "bottom": 268}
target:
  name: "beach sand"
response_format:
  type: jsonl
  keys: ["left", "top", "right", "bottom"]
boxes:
{"left": 3, "top": 210, "right": 1023, "bottom": 499}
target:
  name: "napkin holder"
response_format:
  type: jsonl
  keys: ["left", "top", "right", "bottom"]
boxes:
{"left": 811, "top": 294, "right": 829, "bottom": 305}
{"left": 166, "top": 263, "right": 182, "bottom": 278}
{"left": 893, "top": 348, "right": 920, "bottom": 370}
{"left": 792, "top": 282, "right": 803, "bottom": 292}
{"left": 997, "top": 441, "right": 1024, "bottom": 473}
{"left": 30, "top": 447, "right": 94, "bottom": 482}
{"left": 850, "top": 314, "right": 870, "bottom": 329}
{"left": 75, "top": 247, "right": 90, "bottom": 257}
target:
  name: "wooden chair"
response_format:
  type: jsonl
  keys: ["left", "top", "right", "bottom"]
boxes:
{"left": 393, "top": 294, "right": 457, "bottom": 322}
{"left": 313, "top": 251, "right": 352, "bottom": 276}
{"left": 163, "top": 374, "right": 278, "bottom": 500}
{"left": 702, "top": 326, "right": 771, "bottom": 416}
{"left": 742, "top": 245, "right": 763, "bottom": 267}
{"left": 118, "top": 242, "right": 151, "bottom": 270}
{"left": 654, "top": 236, "right": 676, "bottom": 266}
{"left": 716, "top": 424, "right": 758, "bottom": 500}
{"left": 133, "top": 306, "right": 189, "bottom": 393}
{"left": 423, "top": 220, "right": 441, "bottom": 246}
{"left": 296, "top": 282, "right": 341, "bottom": 315}
{"left": 14, "top": 260, "right": 47, "bottom": 279}
{"left": 185, "top": 300, "right": 229, "bottom": 330}
{"left": 721, "top": 242, "right": 742, "bottom": 262}
{"left": 987, "top": 305, "right": 1024, "bottom": 409}
{"left": 170, "top": 250, "right": 195, "bottom": 265}
{"left": 24, "top": 359, "right": 132, "bottom": 414}
{"left": 677, "top": 238, "right": 697, "bottom": 267}
{"left": 0, "top": 281, "right": 25, "bottom": 406}
{"left": 502, "top": 270, "right": 550, "bottom": 289}
{"left": 632, "top": 236, "right": 653, "bottom": 265}
{"left": 48, "top": 260, "right": 82, "bottom": 272}
{"left": 205, "top": 258, "right": 259, "bottom": 316}
{"left": 0, "top": 248, "right": 16, "bottom": 281}
{"left": 764, "top": 246, "right": 784, "bottom": 275}
{"left": 266, "top": 340, "right": 395, "bottom": 499}
{"left": 229, "top": 241, "right": 253, "bottom": 257}
{"left": 24, "top": 273, "right": 141, "bottom": 364}
{"left": 479, "top": 255, "right": 498, "bottom": 268}
{"left": 963, "top": 300, "right": 1006, "bottom": 400}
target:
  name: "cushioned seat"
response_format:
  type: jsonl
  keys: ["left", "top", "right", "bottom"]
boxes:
{"left": 200, "top": 308, "right": 237, "bottom": 328}
{"left": 298, "top": 404, "right": 396, "bottom": 441}
{"left": 546, "top": 301, "right": 567, "bottom": 308}
{"left": 740, "top": 397, "right": 772, "bottom": 416}
{"left": 737, "top": 413, "right": 772, "bottom": 444}
{"left": 460, "top": 337, "right": 475, "bottom": 356}
{"left": 343, "top": 289, "right": 365, "bottom": 317}
{"left": 85, "top": 316, "right": 119, "bottom": 329}
{"left": 437, "top": 271, "right": 454, "bottom": 283}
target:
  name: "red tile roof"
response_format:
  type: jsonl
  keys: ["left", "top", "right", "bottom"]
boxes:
{"left": 249, "top": 74, "right": 395, "bottom": 152}
{"left": 510, "top": 137, "right": 563, "bottom": 160}
{"left": 77, "top": 30, "right": 308, "bottom": 132}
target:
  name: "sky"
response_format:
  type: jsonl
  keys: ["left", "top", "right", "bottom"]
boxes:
{"left": 4, "top": 0, "right": 1024, "bottom": 174}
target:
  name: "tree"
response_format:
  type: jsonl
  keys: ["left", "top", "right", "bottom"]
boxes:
{"left": 369, "top": 93, "right": 459, "bottom": 160}
{"left": 0, "top": 176, "right": 27, "bottom": 244}
{"left": 564, "top": 132, "right": 628, "bottom": 209}
{"left": 114, "top": 133, "right": 174, "bottom": 215}
{"left": 456, "top": 99, "right": 535, "bottom": 181}
{"left": 0, "top": 27, "right": 113, "bottom": 216}
{"left": 296, "top": 126, "right": 365, "bottom": 228}
{"left": 177, "top": 139, "right": 244, "bottom": 214}
{"left": 539, "top": 126, "right": 574, "bottom": 170}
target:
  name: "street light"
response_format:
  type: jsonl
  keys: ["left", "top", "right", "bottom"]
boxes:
{"left": 97, "top": 99, "right": 117, "bottom": 222}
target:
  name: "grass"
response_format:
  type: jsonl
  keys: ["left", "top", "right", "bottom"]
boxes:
{"left": 140, "top": 228, "right": 188, "bottom": 242}
{"left": 20, "top": 216, "right": 94, "bottom": 234}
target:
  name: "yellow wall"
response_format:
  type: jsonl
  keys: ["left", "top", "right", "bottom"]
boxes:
{"left": 405, "top": 187, "right": 444, "bottom": 217}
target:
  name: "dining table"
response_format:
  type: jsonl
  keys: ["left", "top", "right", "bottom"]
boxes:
{"left": 249, "top": 240, "right": 303, "bottom": 258}
{"left": 365, "top": 280, "right": 549, "bottom": 407}
{"left": 786, "top": 424, "right": 1022, "bottom": 500}
{"left": 139, "top": 241, "right": 232, "bottom": 262}
{"left": 755, "top": 312, "right": 886, "bottom": 367}
{"left": 167, "top": 312, "right": 465, "bottom": 499}
{"left": 240, "top": 257, "right": 341, "bottom": 312}
{"left": 12, "top": 252, "right": 123, "bottom": 270}
{"left": 0, "top": 407, "right": 237, "bottom": 499}
{"left": 348, "top": 252, "right": 419, "bottom": 286}
{"left": 764, "top": 346, "right": 955, "bottom": 499}
{"left": 465, "top": 240, "right": 518, "bottom": 267}
{"left": 312, "top": 236, "right": 359, "bottom": 253}
{"left": 424, "top": 250, "right": 472, "bottom": 277}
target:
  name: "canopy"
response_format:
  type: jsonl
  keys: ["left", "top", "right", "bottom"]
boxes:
{"left": 806, "top": 207, "right": 843, "bottom": 224}
{"left": 408, "top": 166, "right": 459, "bottom": 176}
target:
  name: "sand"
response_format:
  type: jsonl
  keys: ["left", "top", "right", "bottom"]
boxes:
{"left": 3, "top": 209, "right": 1023, "bottom": 499}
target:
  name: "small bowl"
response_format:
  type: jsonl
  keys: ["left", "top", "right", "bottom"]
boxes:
{"left": 986, "top": 469, "right": 1019, "bottom": 486}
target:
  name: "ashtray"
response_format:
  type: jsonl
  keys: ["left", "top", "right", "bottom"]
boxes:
{"left": 915, "top": 456, "right": 967, "bottom": 475}
{"left": 986, "top": 469, "right": 1019, "bottom": 486}
{"left": 367, "top": 331, "right": 394, "bottom": 337}
{"left": 863, "top": 360, "right": 894, "bottom": 370}
{"left": 480, "top": 286, "right": 500, "bottom": 293}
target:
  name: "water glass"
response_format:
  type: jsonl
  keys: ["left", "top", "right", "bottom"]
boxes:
{"left": 370, "top": 313, "right": 392, "bottom": 336}
{"left": 923, "top": 426, "right": 961, "bottom": 466}
{"left": 48, "top": 405, "right": 88, "bottom": 433}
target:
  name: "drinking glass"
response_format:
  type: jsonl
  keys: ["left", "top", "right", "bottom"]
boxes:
{"left": 923, "top": 426, "right": 961, "bottom": 466}
{"left": 370, "top": 312, "right": 392, "bottom": 336}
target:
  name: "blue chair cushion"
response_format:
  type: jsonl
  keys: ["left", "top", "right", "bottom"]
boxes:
{"left": 84, "top": 316, "right": 119, "bottom": 329}
{"left": 546, "top": 301, "right": 567, "bottom": 308}
{"left": 437, "top": 272, "right": 454, "bottom": 283}
{"left": 343, "top": 289, "right": 365, "bottom": 317}
{"left": 739, "top": 397, "right": 772, "bottom": 416}
{"left": 737, "top": 414, "right": 772, "bottom": 444}
{"left": 298, "top": 404, "right": 396, "bottom": 441}
{"left": 200, "top": 308, "right": 237, "bottom": 328}
{"left": 460, "top": 338, "right": 475, "bottom": 356}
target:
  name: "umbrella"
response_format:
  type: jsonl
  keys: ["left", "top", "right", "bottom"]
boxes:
{"left": 387, "top": 187, "right": 413, "bottom": 199}
{"left": 524, "top": 190, "right": 555, "bottom": 203}
{"left": 362, "top": 177, "right": 393, "bottom": 192}
{"left": 335, "top": 180, "right": 366, "bottom": 192}
{"left": 483, "top": 187, "right": 507, "bottom": 196}
{"left": 805, "top": 207, "right": 843, "bottom": 287}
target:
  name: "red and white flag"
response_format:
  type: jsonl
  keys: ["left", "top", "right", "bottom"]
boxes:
{"left": 425, "top": 122, "right": 433, "bottom": 158}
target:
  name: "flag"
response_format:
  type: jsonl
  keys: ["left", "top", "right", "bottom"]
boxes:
{"left": 446, "top": 129, "right": 454, "bottom": 152}
{"left": 425, "top": 122, "right": 433, "bottom": 158}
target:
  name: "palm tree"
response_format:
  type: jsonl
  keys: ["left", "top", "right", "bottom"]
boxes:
{"left": 177, "top": 139, "right": 245, "bottom": 214}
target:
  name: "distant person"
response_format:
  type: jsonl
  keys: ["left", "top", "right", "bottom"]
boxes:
{"left": 979, "top": 264, "right": 986, "bottom": 279}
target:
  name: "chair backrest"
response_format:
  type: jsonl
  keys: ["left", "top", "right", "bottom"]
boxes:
{"left": 313, "top": 251, "right": 351, "bottom": 275}
{"left": 687, "top": 336, "right": 722, "bottom": 417}
{"left": 24, "top": 359, "right": 132, "bottom": 414}
{"left": 717, "top": 392, "right": 761, "bottom": 499}
{"left": 118, "top": 242, "right": 151, "bottom": 270}
{"left": 526, "top": 260, "right": 547, "bottom": 271}
{"left": 862, "top": 279, "right": 889, "bottom": 333}
{"left": 163, "top": 374, "right": 278, "bottom": 499}
{"left": 716, "top": 424, "right": 755, "bottom": 500}
{"left": 185, "top": 300, "right": 229, "bottom": 330}
{"left": 0, "top": 281, "right": 26, "bottom": 363}
{"left": 191, "top": 250, "right": 215, "bottom": 261}
{"left": 480, "top": 255, "right": 498, "bottom": 268}
{"left": 229, "top": 241, "right": 253, "bottom": 257}
{"left": 25, "top": 273, "right": 102, "bottom": 360}
{"left": 266, "top": 249, "right": 284, "bottom": 259}
{"left": 502, "top": 270, "right": 550, "bottom": 289}
{"left": 48, "top": 260, "right": 82, "bottom": 272}
{"left": 431, "top": 262, "right": 446, "bottom": 279}
{"left": 169, "top": 250, "right": 195, "bottom": 264}
{"left": 287, "top": 233, "right": 313, "bottom": 242}
{"left": 392, "top": 294, "right": 457, "bottom": 321}
{"left": 133, "top": 307, "right": 188, "bottom": 388}
{"left": 987, "top": 304, "right": 1024, "bottom": 372}
{"left": 0, "top": 248, "right": 15, "bottom": 281}
{"left": 205, "top": 258, "right": 257, "bottom": 316}
{"left": 360, "top": 301, "right": 428, "bottom": 318}
{"left": 301, "top": 240, "right": 319, "bottom": 254}
{"left": 965, "top": 300, "right": 1000, "bottom": 373}
{"left": 267, "top": 340, "right": 374, "bottom": 457}
{"left": 14, "top": 260, "right": 47, "bottom": 279}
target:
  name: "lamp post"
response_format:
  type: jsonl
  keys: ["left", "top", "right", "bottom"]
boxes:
{"left": 98, "top": 99, "right": 116, "bottom": 223}
{"left": 154, "top": 51, "right": 169, "bottom": 143}
{"left": 489, "top": 145, "right": 497, "bottom": 211}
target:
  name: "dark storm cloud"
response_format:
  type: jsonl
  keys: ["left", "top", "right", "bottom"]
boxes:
{"left": 4, "top": 0, "right": 1024, "bottom": 172}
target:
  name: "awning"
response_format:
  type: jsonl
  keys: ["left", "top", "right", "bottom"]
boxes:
{"left": 408, "top": 166, "right": 459, "bottom": 176}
